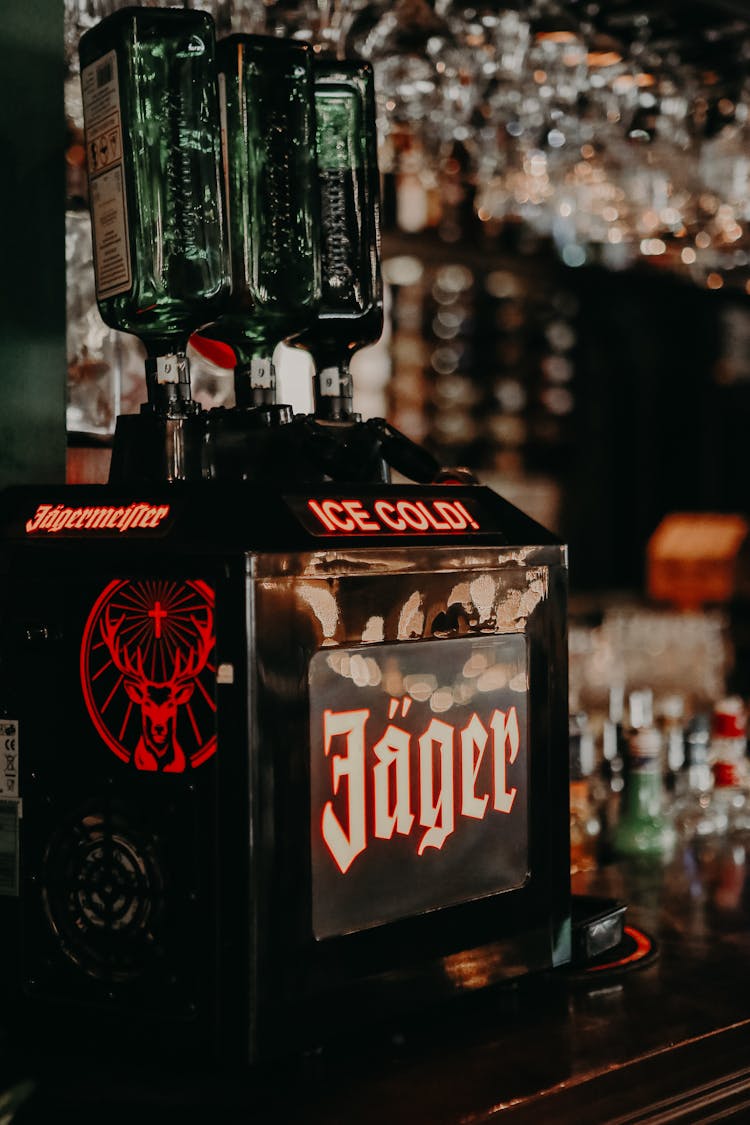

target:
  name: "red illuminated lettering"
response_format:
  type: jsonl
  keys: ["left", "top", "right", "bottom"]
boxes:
{"left": 454, "top": 500, "right": 480, "bottom": 530}
{"left": 85, "top": 508, "right": 111, "bottom": 529}
{"left": 416, "top": 501, "right": 452, "bottom": 531}
{"left": 460, "top": 714, "right": 490, "bottom": 819}
{"left": 433, "top": 501, "right": 468, "bottom": 530}
{"left": 52, "top": 508, "right": 74, "bottom": 531}
{"left": 321, "top": 500, "right": 356, "bottom": 532}
{"left": 491, "top": 707, "right": 519, "bottom": 814}
{"left": 143, "top": 505, "right": 169, "bottom": 529}
{"left": 322, "top": 708, "right": 368, "bottom": 874}
{"left": 398, "top": 501, "right": 431, "bottom": 531}
{"left": 25, "top": 502, "right": 171, "bottom": 535}
{"left": 303, "top": 496, "right": 483, "bottom": 536}
{"left": 39, "top": 508, "right": 59, "bottom": 530}
{"left": 372, "top": 724, "right": 414, "bottom": 840}
{"left": 418, "top": 719, "right": 455, "bottom": 854}
{"left": 308, "top": 499, "right": 337, "bottom": 531}
{"left": 341, "top": 499, "right": 380, "bottom": 532}
{"left": 319, "top": 702, "right": 524, "bottom": 873}
{"left": 117, "top": 505, "right": 138, "bottom": 532}
{"left": 373, "top": 500, "right": 407, "bottom": 531}
{"left": 25, "top": 504, "right": 52, "bottom": 532}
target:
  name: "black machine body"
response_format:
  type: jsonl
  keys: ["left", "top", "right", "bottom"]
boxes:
{"left": 0, "top": 480, "right": 570, "bottom": 1064}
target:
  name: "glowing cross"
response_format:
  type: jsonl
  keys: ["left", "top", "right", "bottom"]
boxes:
{"left": 148, "top": 601, "right": 168, "bottom": 639}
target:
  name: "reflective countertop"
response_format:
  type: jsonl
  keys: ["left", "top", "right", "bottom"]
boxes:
{"left": 4, "top": 840, "right": 750, "bottom": 1123}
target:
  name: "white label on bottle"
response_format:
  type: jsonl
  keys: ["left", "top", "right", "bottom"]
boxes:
{"left": 319, "top": 367, "right": 343, "bottom": 396}
{"left": 250, "top": 357, "right": 274, "bottom": 389}
{"left": 82, "top": 50, "right": 131, "bottom": 299}
{"left": 156, "top": 355, "right": 180, "bottom": 385}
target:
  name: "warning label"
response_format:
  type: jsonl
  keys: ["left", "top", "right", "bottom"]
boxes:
{"left": 0, "top": 720, "right": 18, "bottom": 798}
{"left": 0, "top": 721, "right": 20, "bottom": 898}
{"left": 90, "top": 166, "right": 131, "bottom": 297}
{"left": 82, "top": 50, "right": 132, "bottom": 299}
{"left": 88, "top": 119, "right": 122, "bottom": 173}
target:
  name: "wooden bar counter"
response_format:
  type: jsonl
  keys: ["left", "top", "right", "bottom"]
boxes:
{"left": 3, "top": 842, "right": 750, "bottom": 1123}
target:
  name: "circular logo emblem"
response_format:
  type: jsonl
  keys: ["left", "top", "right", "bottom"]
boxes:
{"left": 81, "top": 579, "right": 216, "bottom": 772}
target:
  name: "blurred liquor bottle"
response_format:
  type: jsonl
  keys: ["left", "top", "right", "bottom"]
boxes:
{"left": 703, "top": 698, "right": 750, "bottom": 836}
{"left": 569, "top": 712, "right": 600, "bottom": 874}
{"left": 613, "top": 717, "right": 676, "bottom": 861}
{"left": 672, "top": 713, "right": 715, "bottom": 842}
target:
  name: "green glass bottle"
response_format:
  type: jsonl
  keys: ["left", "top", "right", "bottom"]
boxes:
{"left": 195, "top": 35, "right": 321, "bottom": 409}
{"left": 293, "top": 59, "right": 384, "bottom": 422}
{"left": 79, "top": 6, "right": 228, "bottom": 479}
{"left": 613, "top": 726, "right": 676, "bottom": 860}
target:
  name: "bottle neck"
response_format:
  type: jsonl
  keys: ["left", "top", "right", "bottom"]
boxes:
{"left": 623, "top": 770, "right": 664, "bottom": 819}
{"left": 623, "top": 726, "right": 665, "bottom": 818}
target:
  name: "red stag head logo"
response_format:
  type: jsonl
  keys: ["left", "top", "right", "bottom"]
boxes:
{"left": 99, "top": 606, "right": 214, "bottom": 772}
{"left": 81, "top": 579, "right": 217, "bottom": 771}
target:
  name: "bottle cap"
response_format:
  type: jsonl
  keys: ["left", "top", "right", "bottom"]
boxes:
{"left": 713, "top": 760, "right": 743, "bottom": 788}
{"left": 628, "top": 689, "right": 654, "bottom": 731}
{"left": 627, "top": 725, "right": 662, "bottom": 768}
{"left": 712, "top": 697, "right": 747, "bottom": 739}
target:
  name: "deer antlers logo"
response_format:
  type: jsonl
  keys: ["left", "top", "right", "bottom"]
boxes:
{"left": 81, "top": 579, "right": 217, "bottom": 772}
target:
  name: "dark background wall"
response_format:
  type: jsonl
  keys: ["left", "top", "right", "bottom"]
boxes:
{"left": 0, "top": 0, "right": 66, "bottom": 485}
{"left": 564, "top": 266, "right": 748, "bottom": 592}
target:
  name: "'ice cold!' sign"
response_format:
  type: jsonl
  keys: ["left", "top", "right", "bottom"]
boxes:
{"left": 288, "top": 493, "right": 497, "bottom": 537}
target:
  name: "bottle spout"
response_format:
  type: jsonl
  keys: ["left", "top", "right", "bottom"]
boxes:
{"left": 313, "top": 364, "right": 356, "bottom": 421}
{"left": 234, "top": 357, "right": 278, "bottom": 409}
{"left": 145, "top": 352, "right": 199, "bottom": 419}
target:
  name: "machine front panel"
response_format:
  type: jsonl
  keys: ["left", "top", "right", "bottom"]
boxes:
{"left": 309, "top": 634, "right": 530, "bottom": 939}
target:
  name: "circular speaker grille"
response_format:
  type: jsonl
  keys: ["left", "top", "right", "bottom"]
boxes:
{"left": 41, "top": 803, "right": 164, "bottom": 984}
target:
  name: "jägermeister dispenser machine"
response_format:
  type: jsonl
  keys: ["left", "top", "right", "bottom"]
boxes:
{"left": 0, "top": 4, "right": 583, "bottom": 1070}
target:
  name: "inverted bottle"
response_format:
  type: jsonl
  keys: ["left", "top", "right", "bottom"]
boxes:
{"left": 79, "top": 6, "right": 228, "bottom": 480}
{"left": 194, "top": 34, "right": 321, "bottom": 410}
{"left": 293, "top": 59, "right": 384, "bottom": 422}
